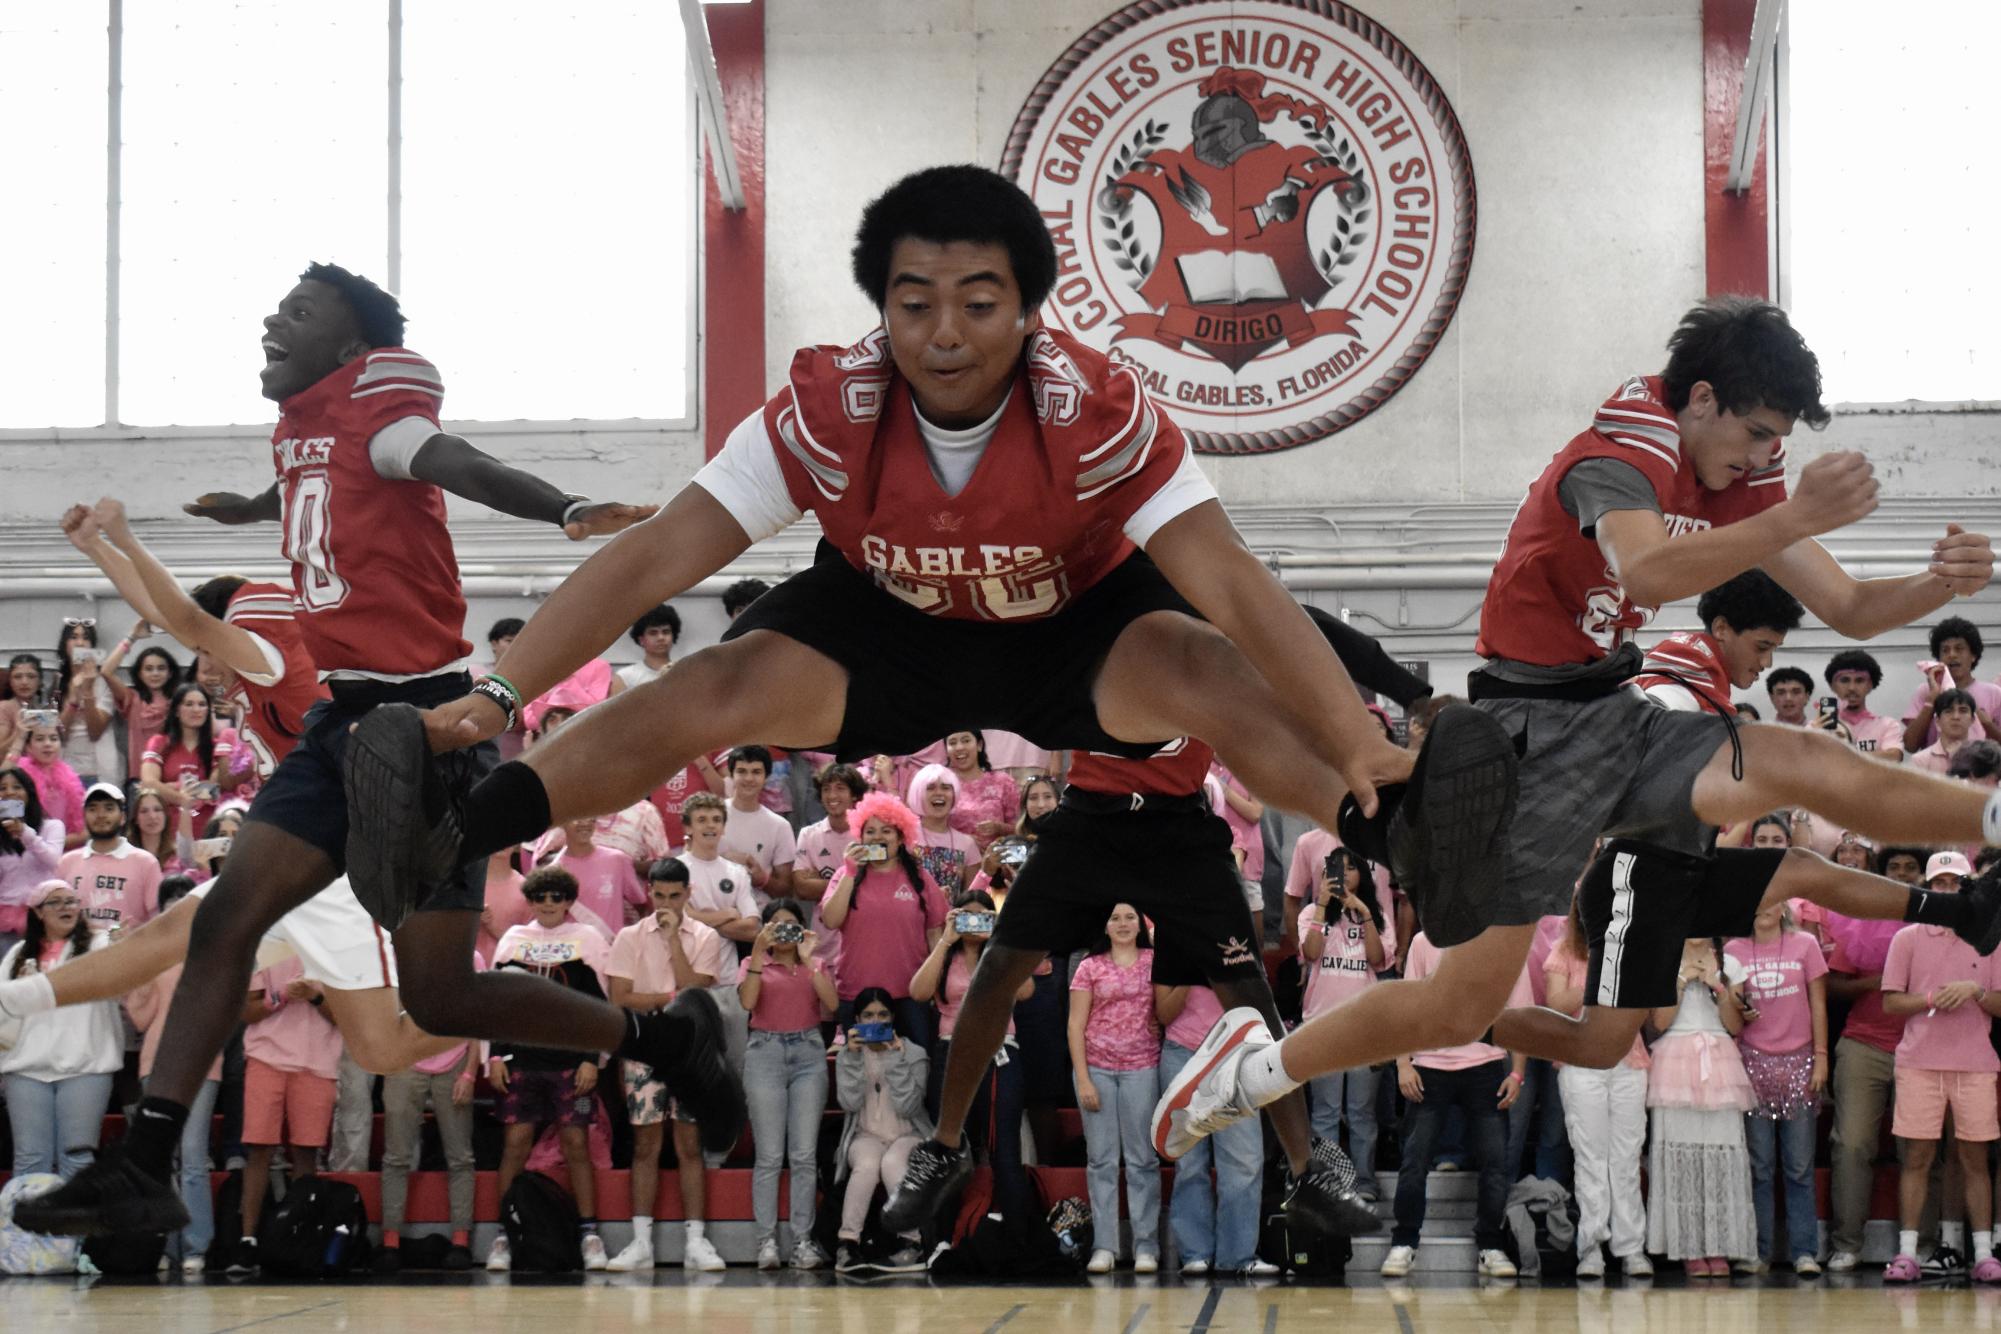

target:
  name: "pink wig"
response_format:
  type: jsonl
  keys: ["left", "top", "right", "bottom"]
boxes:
{"left": 852, "top": 791, "right": 921, "bottom": 849}
{"left": 905, "top": 762, "right": 961, "bottom": 814}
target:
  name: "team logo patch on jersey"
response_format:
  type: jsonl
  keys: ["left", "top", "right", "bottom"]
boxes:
{"left": 1004, "top": 0, "right": 1475, "bottom": 455}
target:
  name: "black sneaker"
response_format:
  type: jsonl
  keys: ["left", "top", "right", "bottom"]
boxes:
{"left": 343, "top": 703, "right": 464, "bottom": 932}
{"left": 1922, "top": 1244, "right": 1966, "bottom": 1279}
{"left": 442, "top": 1244, "right": 474, "bottom": 1271}
{"left": 880, "top": 1140, "right": 972, "bottom": 1234}
{"left": 835, "top": 1243, "right": 866, "bottom": 1274}
{"left": 1386, "top": 704, "right": 1517, "bottom": 947}
{"left": 1284, "top": 1140, "right": 1382, "bottom": 1238}
{"left": 634, "top": 989, "right": 745, "bottom": 1156}
{"left": 12, "top": 1146, "right": 190, "bottom": 1237}
{"left": 226, "top": 1237, "right": 260, "bottom": 1276}
{"left": 1955, "top": 861, "right": 2001, "bottom": 955}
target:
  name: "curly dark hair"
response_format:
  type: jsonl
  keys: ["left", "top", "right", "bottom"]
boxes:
{"left": 1930, "top": 616, "right": 1984, "bottom": 667}
{"left": 721, "top": 578, "right": 771, "bottom": 619}
{"left": 1823, "top": 649, "right": 1883, "bottom": 690}
{"left": 628, "top": 603, "right": 682, "bottom": 646}
{"left": 850, "top": 165, "right": 1059, "bottom": 311}
{"left": 1661, "top": 297, "right": 1830, "bottom": 429}
{"left": 300, "top": 261, "right": 406, "bottom": 348}
{"left": 1764, "top": 666, "right": 1813, "bottom": 698}
{"left": 1695, "top": 570, "right": 1803, "bottom": 637}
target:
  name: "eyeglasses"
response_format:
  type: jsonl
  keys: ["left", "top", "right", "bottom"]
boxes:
{"left": 62, "top": 617, "right": 96, "bottom": 628}
{"left": 38, "top": 898, "right": 80, "bottom": 911}
{"left": 525, "top": 891, "right": 575, "bottom": 904}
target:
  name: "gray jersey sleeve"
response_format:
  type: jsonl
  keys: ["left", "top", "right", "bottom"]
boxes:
{"left": 1556, "top": 457, "right": 1661, "bottom": 535}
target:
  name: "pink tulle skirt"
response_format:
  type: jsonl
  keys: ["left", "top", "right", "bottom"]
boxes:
{"left": 1647, "top": 1032, "right": 1757, "bottom": 1112}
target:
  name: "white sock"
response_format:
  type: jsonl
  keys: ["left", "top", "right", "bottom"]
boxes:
{"left": 684, "top": 1219, "right": 705, "bottom": 1240}
{"left": 1944, "top": 1221, "right": 1966, "bottom": 1249}
{"left": 0, "top": 972, "right": 56, "bottom": 1017}
{"left": 1985, "top": 789, "right": 2001, "bottom": 846}
{"left": 1976, "top": 1231, "right": 1994, "bottom": 1264}
{"left": 631, "top": 1215, "right": 652, "bottom": 1243}
{"left": 1236, "top": 1038, "right": 1303, "bottom": 1108}
{"left": 1900, "top": 1229, "right": 1919, "bottom": 1258}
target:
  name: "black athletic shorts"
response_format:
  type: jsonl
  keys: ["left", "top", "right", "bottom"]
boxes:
{"left": 990, "top": 791, "right": 1267, "bottom": 985}
{"left": 244, "top": 672, "right": 496, "bottom": 914}
{"left": 720, "top": 539, "right": 1196, "bottom": 761}
{"left": 1579, "top": 838, "right": 1787, "bottom": 1010}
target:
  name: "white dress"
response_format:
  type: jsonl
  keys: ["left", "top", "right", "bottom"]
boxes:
{"left": 1644, "top": 964, "right": 1758, "bottom": 1261}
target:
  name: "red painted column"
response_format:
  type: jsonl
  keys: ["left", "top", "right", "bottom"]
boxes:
{"left": 702, "top": 0, "right": 766, "bottom": 457}
{"left": 1702, "top": 0, "right": 1769, "bottom": 299}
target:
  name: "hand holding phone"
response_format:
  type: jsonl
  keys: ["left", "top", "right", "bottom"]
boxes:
{"left": 953, "top": 911, "right": 996, "bottom": 937}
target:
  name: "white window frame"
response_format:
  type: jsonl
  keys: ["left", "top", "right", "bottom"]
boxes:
{"left": 0, "top": 0, "right": 702, "bottom": 441}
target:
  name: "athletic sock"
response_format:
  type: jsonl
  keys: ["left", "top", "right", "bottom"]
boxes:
{"left": 1905, "top": 888, "right": 1969, "bottom": 928}
{"left": 1985, "top": 790, "right": 2001, "bottom": 847}
{"left": 0, "top": 971, "right": 56, "bottom": 1017}
{"left": 459, "top": 761, "right": 552, "bottom": 863}
{"left": 579, "top": 1217, "right": 599, "bottom": 1236}
{"left": 631, "top": 1215, "right": 653, "bottom": 1241}
{"left": 451, "top": 1229, "right": 469, "bottom": 1247}
{"left": 1236, "top": 1039, "right": 1303, "bottom": 1109}
{"left": 1900, "top": 1229, "right": 1919, "bottom": 1258}
{"left": 1977, "top": 1231, "right": 1995, "bottom": 1264}
{"left": 381, "top": 1229, "right": 401, "bottom": 1249}
{"left": 127, "top": 1095, "right": 191, "bottom": 1177}
{"left": 685, "top": 1220, "right": 706, "bottom": 1241}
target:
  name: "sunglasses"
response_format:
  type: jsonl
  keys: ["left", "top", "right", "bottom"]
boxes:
{"left": 63, "top": 617, "right": 96, "bottom": 628}
{"left": 525, "top": 890, "right": 575, "bottom": 904}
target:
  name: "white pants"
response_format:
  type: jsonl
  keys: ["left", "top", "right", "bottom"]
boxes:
{"left": 1559, "top": 1063, "right": 1648, "bottom": 1258}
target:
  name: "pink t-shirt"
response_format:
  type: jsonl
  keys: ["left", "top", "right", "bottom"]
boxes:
{"left": 830, "top": 866, "right": 948, "bottom": 1001}
{"left": 718, "top": 802, "right": 798, "bottom": 905}
{"left": 141, "top": 732, "right": 233, "bottom": 831}
{"left": 984, "top": 731, "right": 1053, "bottom": 772}
{"left": 1725, "top": 930, "right": 1828, "bottom": 1054}
{"left": 1284, "top": 828, "right": 1397, "bottom": 961}
{"left": 1905, "top": 678, "right": 2001, "bottom": 746}
{"left": 532, "top": 802, "right": 670, "bottom": 868}
{"left": 243, "top": 957, "right": 343, "bottom": 1079}
{"left": 1910, "top": 741, "right": 1964, "bottom": 776}
{"left": 126, "top": 962, "right": 223, "bottom": 1082}
{"left": 493, "top": 918, "right": 610, "bottom": 982}
{"left": 57, "top": 840, "right": 162, "bottom": 933}
{"left": 915, "top": 824, "right": 981, "bottom": 898}
{"left": 1403, "top": 933, "right": 1534, "bottom": 1071}
{"left": 948, "top": 770, "right": 1022, "bottom": 850}
{"left": 934, "top": 948, "right": 1013, "bottom": 1040}
{"left": 554, "top": 843, "right": 649, "bottom": 934}
{"left": 120, "top": 691, "right": 171, "bottom": 782}
{"left": 1838, "top": 706, "right": 1905, "bottom": 758}
{"left": 607, "top": 914, "right": 729, "bottom": 998}
{"left": 739, "top": 956, "right": 830, "bottom": 1033}
{"left": 1208, "top": 763, "right": 1264, "bottom": 881}
{"left": 1525, "top": 914, "right": 1570, "bottom": 1006}
{"left": 1546, "top": 949, "right": 1649, "bottom": 1069}
{"left": 1883, "top": 924, "right": 2001, "bottom": 1072}
{"left": 1164, "top": 983, "right": 1224, "bottom": 1051}
{"left": 793, "top": 817, "right": 854, "bottom": 981}
{"left": 1296, "top": 901, "right": 1379, "bottom": 1019}
{"left": 1070, "top": 948, "right": 1160, "bottom": 1072}
{"left": 411, "top": 950, "right": 487, "bottom": 1075}
{"left": 1825, "top": 912, "right": 1907, "bottom": 1054}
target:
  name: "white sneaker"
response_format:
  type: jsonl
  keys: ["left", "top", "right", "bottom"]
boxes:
{"left": 790, "top": 1240, "right": 826, "bottom": 1270}
{"left": 1380, "top": 1245, "right": 1417, "bottom": 1278}
{"left": 1181, "top": 1258, "right": 1211, "bottom": 1276}
{"left": 1086, "top": 1249, "right": 1116, "bottom": 1275}
{"left": 181, "top": 1255, "right": 206, "bottom": 1275}
{"left": 757, "top": 1238, "right": 782, "bottom": 1271}
{"left": 1794, "top": 1256, "right": 1822, "bottom": 1277}
{"left": 684, "top": 1234, "right": 726, "bottom": 1272}
{"left": 606, "top": 1236, "right": 654, "bottom": 1273}
{"left": 1825, "top": 1250, "right": 1858, "bottom": 1273}
{"left": 1239, "top": 1258, "right": 1282, "bottom": 1277}
{"left": 485, "top": 1235, "right": 512, "bottom": 1271}
{"left": 1622, "top": 1253, "right": 1654, "bottom": 1278}
{"left": 1134, "top": 1251, "right": 1159, "bottom": 1274}
{"left": 1479, "top": 1249, "right": 1518, "bottom": 1279}
{"left": 1576, "top": 1247, "right": 1605, "bottom": 1279}
{"left": 581, "top": 1234, "right": 608, "bottom": 1270}
{"left": 1151, "top": 1007, "right": 1272, "bottom": 1160}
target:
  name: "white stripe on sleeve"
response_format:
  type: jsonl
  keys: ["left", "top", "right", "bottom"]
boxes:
{"left": 1125, "top": 441, "right": 1218, "bottom": 548}
{"left": 690, "top": 410, "right": 805, "bottom": 544}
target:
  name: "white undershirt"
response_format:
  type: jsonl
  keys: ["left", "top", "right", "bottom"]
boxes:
{"left": 693, "top": 398, "right": 1216, "bottom": 548}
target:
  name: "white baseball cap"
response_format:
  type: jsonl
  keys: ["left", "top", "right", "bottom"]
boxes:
{"left": 1927, "top": 850, "right": 1974, "bottom": 881}
{"left": 83, "top": 781, "right": 127, "bottom": 806}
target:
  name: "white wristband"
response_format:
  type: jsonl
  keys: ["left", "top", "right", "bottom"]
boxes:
{"left": 560, "top": 497, "right": 592, "bottom": 527}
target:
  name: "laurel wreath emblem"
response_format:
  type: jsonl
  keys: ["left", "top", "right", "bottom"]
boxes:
{"left": 1302, "top": 119, "right": 1371, "bottom": 286}
{"left": 1097, "top": 119, "right": 1171, "bottom": 281}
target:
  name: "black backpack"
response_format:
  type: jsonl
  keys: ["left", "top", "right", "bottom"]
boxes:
{"left": 260, "top": 1178, "right": 372, "bottom": 1278}
{"left": 82, "top": 1228, "right": 169, "bottom": 1276}
{"left": 501, "top": 1171, "right": 583, "bottom": 1273}
{"left": 211, "top": 1168, "right": 281, "bottom": 1270}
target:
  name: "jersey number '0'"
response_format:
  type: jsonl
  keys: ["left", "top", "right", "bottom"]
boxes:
{"left": 283, "top": 472, "right": 352, "bottom": 612}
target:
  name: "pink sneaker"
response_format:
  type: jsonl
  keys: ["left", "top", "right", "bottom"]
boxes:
{"left": 1973, "top": 1256, "right": 2001, "bottom": 1284}
{"left": 1883, "top": 1254, "right": 1923, "bottom": 1284}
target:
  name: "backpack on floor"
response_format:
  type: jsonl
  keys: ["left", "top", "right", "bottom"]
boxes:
{"left": 1256, "top": 1209, "right": 1352, "bottom": 1279}
{"left": 260, "top": 1177, "right": 372, "bottom": 1278}
{"left": 82, "top": 1226, "right": 170, "bottom": 1277}
{"left": 211, "top": 1167, "right": 281, "bottom": 1270}
{"left": 0, "top": 1175, "right": 82, "bottom": 1275}
{"left": 501, "top": 1171, "right": 583, "bottom": 1273}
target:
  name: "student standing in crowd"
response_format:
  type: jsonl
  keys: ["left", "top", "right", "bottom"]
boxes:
{"left": 1824, "top": 650, "right": 1904, "bottom": 761}
{"left": 94, "top": 616, "right": 180, "bottom": 784}
{"left": 125, "top": 789, "right": 187, "bottom": 880}
{"left": 0, "top": 654, "right": 47, "bottom": 763}
{"left": 605, "top": 863, "right": 729, "bottom": 1273}
{"left": 551, "top": 815, "right": 649, "bottom": 936}
{"left": 233, "top": 956, "right": 343, "bottom": 1274}
{"left": 49, "top": 622, "right": 116, "bottom": 788}
{"left": 675, "top": 795, "right": 762, "bottom": 945}
{"left": 1156, "top": 970, "right": 1268, "bottom": 1276}
{"left": 834, "top": 988, "right": 931, "bottom": 1274}
{"left": 940, "top": 730, "right": 1020, "bottom": 853}
{"left": 609, "top": 605, "right": 681, "bottom": 696}
{"left": 0, "top": 769, "right": 66, "bottom": 946}
{"left": 792, "top": 763, "right": 869, "bottom": 992}
{"left": 1645, "top": 938, "right": 1757, "bottom": 1277}
{"left": 908, "top": 764, "right": 979, "bottom": 898}
{"left": 738, "top": 898, "right": 837, "bottom": 1269}
{"left": 20, "top": 722, "right": 85, "bottom": 852}
{"left": 140, "top": 683, "right": 231, "bottom": 838}
{"left": 1544, "top": 896, "right": 1651, "bottom": 1279}
{"left": 1880, "top": 851, "right": 2001, "bottom": 1284}
{"left": 374, "top": 955, "right": 485, "bottom": 1275}
{"left": 1726, "top": 902, "right": 1830, "bottom": 1275}
{"left": 1295, "top": 846, "right": 1386, "bottom": 1201}
{"left": 822, "top": 792, "right": 946, "bottom": 1048}
{"left": 56, "top": 784, "right": 162, "bottom": 936}
{"left": 1904, "top": 616, "right": 2001, "bottom": 751}
{"left": 1912, "top": 689, "right": 1979, "bottom": 775}
{"left": 2, "top": 882, "right": 119, "bottom": 1181}
{"left": 1069, "top": 903, "right": 1162, "bottom": 1275}
{"left": 718, "top": 746, "right": 796, "bottom": 905}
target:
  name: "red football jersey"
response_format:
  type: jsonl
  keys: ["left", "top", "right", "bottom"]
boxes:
{"left": 1475, "top": 375, "right": 1787, "bottom": 666}
{"left": 1067, "top": 737, "right": 1215, "bottom": 799}
{"left": 1630, "top": 631, "right": 1735, "bottom": 716}
{"left": 269, "top": 348, "right": 471, "bottom": 675}
{"left": 762, "top": 328, "right": 1183, "bottom": 622}
{"left": 222, "top": 582, "right": 331, "bottom": 774}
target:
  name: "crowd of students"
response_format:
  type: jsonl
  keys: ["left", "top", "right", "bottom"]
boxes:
{"left": 4, "top": 599, "right": 2001, "bottom": 1282}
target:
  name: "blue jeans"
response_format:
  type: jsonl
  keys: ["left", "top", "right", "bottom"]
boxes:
{"left": 1745, "top": 1110, "right": 1819, "bottom": 1262}
{"left": 744, "top": 1029, "right": 829, "bottom": 1246}
{"left": 1307, "top": 1064, "right": 1380, "bottom": 1195}
{"left": 1505, "top": 1058, "right": 1572, "bottom": 1185}
{"left": 172, "top": 1078, "right": 220, "bottom": 1260}
{"left": 1162, "top": 1041, "right": 1262, "bottom": 1268}
{"left": 5, "top": 1070, "right": 114, "bottom": 1180}
{"left": 1392, "top": 1060, "right": 1510, "bottom": 1250}
{"left": 1078, "top": 1063, "right": 1161, "bottom": 1256}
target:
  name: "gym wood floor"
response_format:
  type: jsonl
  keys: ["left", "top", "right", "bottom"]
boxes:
{"left": 0, "top": 1271, "right": 1979, "bottom": 1333}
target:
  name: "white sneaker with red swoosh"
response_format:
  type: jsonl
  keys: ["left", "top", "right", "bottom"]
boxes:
{"left": 1152, "top": 1006, "right": 1271, "bottom": 1159}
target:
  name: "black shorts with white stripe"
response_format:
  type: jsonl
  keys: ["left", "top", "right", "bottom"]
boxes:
{"left": 1579, "top": 839, "right": 1787, "bottom": 1010}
